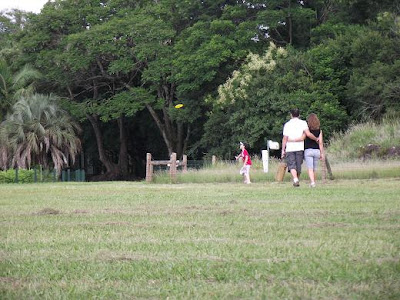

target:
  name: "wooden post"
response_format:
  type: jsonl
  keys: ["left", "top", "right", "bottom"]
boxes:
{"left": 212, "top": 155, "right": 217, "bottom": 165}
{"left": 146, "top": 153, "right": 153, "bottom": 182}
{"left": 170, "top": 152, "right": 177, "bottom": 182}
{"left": 321, "top": 155, "right": 334, "bottom": 182}
{"left": 182, "top": 155, "right": 187, "bottom": 173}
{"left": 325, "top": 156, "right": 334, "bottom": 180}
{"left": 321, "top": 157, "right": 327, "bottom": 183}
{"left": 322, "top": 164, "right": 327, "bottom": 183}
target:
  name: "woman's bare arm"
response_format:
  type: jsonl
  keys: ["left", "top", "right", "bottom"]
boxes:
{"left": 319, "top": 130, "right": 325, "bottom": 160}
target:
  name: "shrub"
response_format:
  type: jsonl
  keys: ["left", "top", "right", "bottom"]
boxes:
{"left": 327, "top": 118, "right": 400, "bottom": 160}
{"left": 0, "top": 168, "right": 55, "bottom": 183}
{"left": 0, "top": 169, "right": 34, "bottom": 183}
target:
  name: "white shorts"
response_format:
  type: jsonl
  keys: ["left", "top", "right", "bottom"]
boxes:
{"left": 240, "top": 165, "right": 251, "bottom": 175}
{"left": 304, "top": 149, "right": 320, "bottom": 170}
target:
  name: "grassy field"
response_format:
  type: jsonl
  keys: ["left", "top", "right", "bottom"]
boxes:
{"left": 1, "top": 179, "right": 400, "bottom": 299}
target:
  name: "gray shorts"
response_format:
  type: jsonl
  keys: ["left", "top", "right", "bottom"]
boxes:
{"left": 286, "top": 151, "right": 304, "bottom": 175}
{"left": 304, "top": 148, "right": 320, "bottom": 170}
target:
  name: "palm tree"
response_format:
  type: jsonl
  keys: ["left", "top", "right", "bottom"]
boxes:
{"left": 0, "top": 94, "right": 81, "bottom": 173}
{"left": 0, "top": 59, "right": 41, "bottom": 121}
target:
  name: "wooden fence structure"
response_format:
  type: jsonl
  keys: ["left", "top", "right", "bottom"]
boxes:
{"left": 146, "top": 152, "right": 187, "bottom": 182}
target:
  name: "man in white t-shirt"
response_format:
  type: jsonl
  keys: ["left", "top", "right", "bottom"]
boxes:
{"left": 281, "top": 108, "right": 313, "bottom": 187}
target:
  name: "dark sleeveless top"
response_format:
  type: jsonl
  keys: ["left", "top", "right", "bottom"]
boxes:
{"left": 305, "top": 129, "right": 320, "bottom": 149}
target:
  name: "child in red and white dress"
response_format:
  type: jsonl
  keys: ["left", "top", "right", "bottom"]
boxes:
{"left": 235, "top": 142, "right": 252, "bottom": 184}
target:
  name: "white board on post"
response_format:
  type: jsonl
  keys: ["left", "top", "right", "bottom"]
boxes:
{"left": 262, "top": 150, "right": 269, "bottom": 173}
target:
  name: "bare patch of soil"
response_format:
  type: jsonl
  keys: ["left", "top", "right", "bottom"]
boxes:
{"left": 35, "top": 208, "right": 61, "bottom": 215}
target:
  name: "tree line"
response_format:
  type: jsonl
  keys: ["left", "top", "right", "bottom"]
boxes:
{"left": 0, "top": 0, "right": 399, "bottom": 180}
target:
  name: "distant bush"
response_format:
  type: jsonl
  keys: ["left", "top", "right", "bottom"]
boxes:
{"left": 0, "top": 169, "right": 34, "bottom": 183}
{"left": 327, "top": 118, "right": 400, "bottom": 160}
{"left": 0, "top": 168, "right": 55, "bottom": 183}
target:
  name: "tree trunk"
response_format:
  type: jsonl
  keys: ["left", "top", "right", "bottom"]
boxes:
{"left": 287, "top": 0, "right": 293, "bottom": 45}
{"left": 145, "top": 103, "right": 190, "bottom": 159}
{"left": 145, "top": 81, "right": 190, "bottom": 159}
{"left": 86, "top": 113, "right": 120, "bottom": 179}
{"left": 117, "top": 114, "right": 129, "bottom": 177}
{"left": 177, "top": 122, "right": 183, "bottom": 158}
{"left": 182, "top": 125, "right": 191, "bottom": 157}
{"left": 87, "top": 76, "right": 127, "bottom": 180}
{"left": 145, "top": 103, "right": 174, "bottom": 155}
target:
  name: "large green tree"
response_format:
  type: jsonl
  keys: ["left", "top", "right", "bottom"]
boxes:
{"left": 16, "top": 0, "right": 154, "bottom": 179}
{"left": 202, "top": 43, "right": 347, "bottom": 158}
{"left": 14, "top": 0, "right": 271, "bottom": 170}
{"left": 9, "top": 0, "right": 399, "bottom": 172}
{"left": 308, "top": 16, "right": 400, "bottom": 121}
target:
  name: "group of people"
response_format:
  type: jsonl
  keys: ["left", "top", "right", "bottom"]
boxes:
{"left": 236, "top": 108, "right": 324, "bottom": 187}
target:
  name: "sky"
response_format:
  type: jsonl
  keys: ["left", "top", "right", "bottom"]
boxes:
{"left": 0, "top": 0, "right": 49, "bottom": 14}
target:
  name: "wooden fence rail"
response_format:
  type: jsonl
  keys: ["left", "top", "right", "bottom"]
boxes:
{"left": 146, "top": 152, "right": 187, "bottom": 182}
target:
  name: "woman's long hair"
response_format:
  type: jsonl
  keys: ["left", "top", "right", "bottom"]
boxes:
{"left": 307, "top": 113, "right": 320, "bottom": 130}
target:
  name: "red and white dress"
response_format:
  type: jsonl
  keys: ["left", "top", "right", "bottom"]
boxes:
{"left": 239, "top": 149, "right": 252, "bottom": 175}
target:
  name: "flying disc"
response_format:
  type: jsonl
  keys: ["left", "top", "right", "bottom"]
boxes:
{"left": 174, "top": 104, "right": 184, "bottom": 109}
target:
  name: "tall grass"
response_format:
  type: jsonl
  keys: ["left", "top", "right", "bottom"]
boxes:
{"left": 327, "top": 118, "right": 400, "bottom": 160}
{"left": 152, "top": 158, "right": 400, "bottom": 184}
{"left": 153, "top": 158, "right": 278, "bottom": 184}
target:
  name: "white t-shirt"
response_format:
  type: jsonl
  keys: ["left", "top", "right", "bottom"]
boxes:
{"left": 283, "top": 117, "right": 309, "bottom": 152}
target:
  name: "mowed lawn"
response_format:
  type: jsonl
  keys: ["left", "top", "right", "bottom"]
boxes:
{"left": 1, "top": 179, "right": 400, "bottom": 299}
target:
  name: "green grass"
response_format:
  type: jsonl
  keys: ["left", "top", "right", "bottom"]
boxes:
{"left": 1, "top": 179, "right": 400, "bottom": 299}
{"left": 327, "top": 118, "right": 400, "bottom": 160}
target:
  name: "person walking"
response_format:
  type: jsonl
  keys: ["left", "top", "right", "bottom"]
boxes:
{"left": 281, "top": 108, "right": 317, "bottom": 187}
{"left": 290, "top": 113, "right": 324, "bottom": 187}
{"left": 236, "top": 142, "right": 252, "bottom": 184}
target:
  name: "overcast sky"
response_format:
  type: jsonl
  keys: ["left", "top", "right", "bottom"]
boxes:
{"left": 0, "top": 0, "right": 49, "bottom": 14}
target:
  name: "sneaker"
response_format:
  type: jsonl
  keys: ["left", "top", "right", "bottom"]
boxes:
{"left": 293, "top": 181, "right": 300, "bottom": 187}
{"left": 310, "top": 182, "right": 316, "bottom": 188}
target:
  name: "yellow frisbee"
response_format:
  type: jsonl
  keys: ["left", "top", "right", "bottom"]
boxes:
{"left": 174, "top": 104, "right": 184, "bottom": 109}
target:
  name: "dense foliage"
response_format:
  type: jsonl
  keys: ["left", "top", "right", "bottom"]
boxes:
{"left": 1, "top": 0, "right": 399, "bottom": 178}
{"left": 0, "top": 94, "right": 81, "bottom": 172}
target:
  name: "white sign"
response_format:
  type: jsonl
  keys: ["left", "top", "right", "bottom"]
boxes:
{"left": 268, "top": 140, "right": 280, "bottom": 150}
{"left": 262, "top": 141, "right": 279, "bottom": 173}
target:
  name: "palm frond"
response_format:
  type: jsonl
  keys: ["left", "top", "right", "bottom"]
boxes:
{"left": 2, "top": 94, "right": 81, "bottom": 170}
